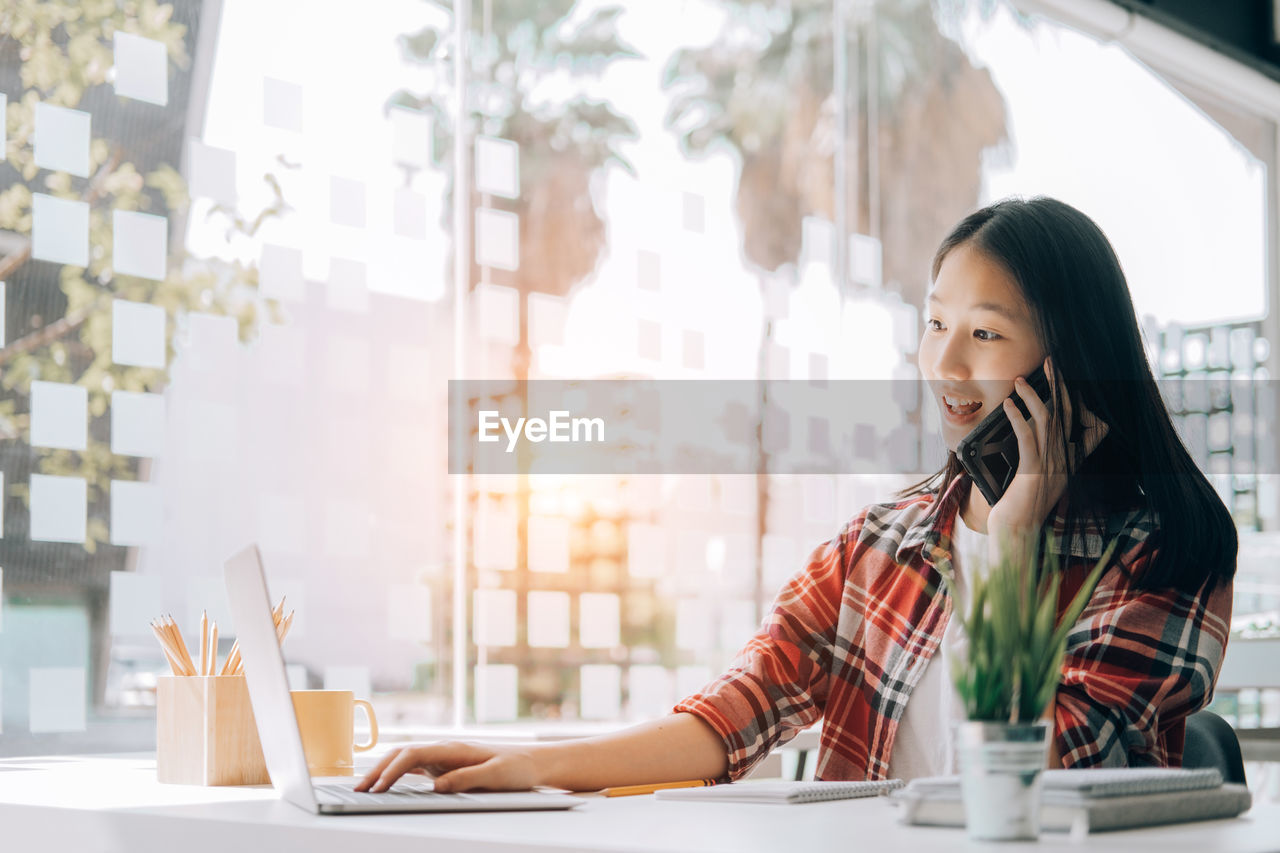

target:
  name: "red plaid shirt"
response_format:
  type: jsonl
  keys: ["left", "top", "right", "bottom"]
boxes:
{"left": 674, "top": 475, "right": 1234, "bottom": 780}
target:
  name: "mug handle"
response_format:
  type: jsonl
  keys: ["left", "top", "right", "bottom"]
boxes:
{"left": 353, "top": 699, "right": 379, "bottom": 752}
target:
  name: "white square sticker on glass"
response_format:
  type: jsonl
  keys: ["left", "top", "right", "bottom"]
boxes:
{"left": 257, "top": 493, "right": 305, "bottom": 555}
{"left": 188, "top": 139, "right": 237, "bottom": 206}
{"left": 389, "top": 106, "right": 431, "bottom": 168}
{"left": 184, "top": 311, "right": 236, "bottom": 371}
{"left": 32, "top": 194, "right": 89, "bottom": 267}
{"left": 626, "top": 522, "right": 666, "bottom": 579}
{"left": 473, "top": 588, "right": 517, "bottom": 647}
{"left": 113, "top": 210, "right": 168, "bottom": 281}
{"left": 393, "top": 188, "right": 427, "bottom": 239}
{"left": 263, "top": 77, "right": 303, "bottom": 131}
{"left": 323, "top": 498, "right": 371, "bottom": 558}
{"left": 528, "top": 292, "right": 566, "bottom": 349}
{"left": 34, "top": 103, "right": 90, "bottom": 177}
{"left": 110, "top": 480, "right": 163, "bottom": 546}
{"left": 527, "top": 515, "right": 570, "bottom": 573}
{"left": 720, "top": 599, "right": 759, "bottom": 651}
{"left": 476, "top": 282, "right": 519, "bottom": 345}
{"left": 475, "top": 208, "right": 519, "bottom": 271}
{"left": 112, "top": 299, "right": 166, "bottom": 367}
{"left": 113, "top": 32, "right": 168, "bottom": 105}
{"left": 849, "top": 232, "right": 883, "bottom": 287}
{"left": 762, "top": 533, "right": 800, "bottom": 590}
{"left": 637, "top": 249, "right": 660, "bottom": 291}
{"left": 579, "top": 665, "right": 621, "bottom": 720}
{"left": 327, "top": 257, "right": 368, "bottom": 313}
{"left": 30, "top": 380, "right": 87, "bottom": 451}
{"left": 325, "top": 336, "right": 371, "bottom": 395}
{"left": 29, "top": 667, "right": 86, "bottom": 733}
{"left": 676, "top": 599, "right": 712, "bottom": 650}
{"left": 579, "top": 592, "right": 619, "bottom": 649}
{"left": 109, "top": 571, "right": 163, "bottom": 637}
{"left": 682, "top": 191, "right": 705, "bottom": 234}
{"left": 323, "top": 666, "right": 371, "bottom": 697}
{"left": 526, "top": 590, "right": 570, "bottom": 648}
{"left": 474, "top": 499, "right": 517, "bottom": 571}
{"left": 628, "top": 665, "right": 674, "bottom": 718}
{"left": 30, "top": 474, "right": 86, "bottom": 543}
{"left": 259, "top": 243, "right": 304, "bottom": 302}
{"left": 386, "top": 343, "right": 430, "bottom": 402}
{"left": 259, "top": 324, "right": 305, "bottom": 385}
{"left": 388, "top": 583, "right": 432, "bottom": 643}
{"left": 112, "top": 389, "right": 165, "bottom": 458}
{"left": 330, "top": 176, "right": 366, "bottom": 228}
{"left": 475, "top": 136, "right": 519, "bottom": 199}
{"left": 475, "top": 664, "right": 518, "bottom": 723}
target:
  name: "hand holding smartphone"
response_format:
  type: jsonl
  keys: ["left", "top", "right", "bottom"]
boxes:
{"left": 955, "top": 366, "right": 1052, "bottom": 506}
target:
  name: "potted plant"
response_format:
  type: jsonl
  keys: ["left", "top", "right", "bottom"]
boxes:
{"left": 949, "top": 530, "right": 1117, "bottom": 841}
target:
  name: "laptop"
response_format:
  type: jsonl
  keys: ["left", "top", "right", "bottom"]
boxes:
{"left": 224, "top": 543, "right": 586, "bottom": 814}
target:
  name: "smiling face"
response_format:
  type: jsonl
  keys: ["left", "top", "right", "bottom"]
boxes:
{"left": 919, "top": 243, "right": 1047, "bottom": 451}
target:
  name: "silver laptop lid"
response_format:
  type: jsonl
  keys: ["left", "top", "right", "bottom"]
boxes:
{"left": 224, "top": 544, "right": 319, "bottom": 813}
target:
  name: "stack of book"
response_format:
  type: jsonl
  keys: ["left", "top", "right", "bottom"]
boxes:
{"left": 892, "top": 767, "right": 1251, "bottom": 834}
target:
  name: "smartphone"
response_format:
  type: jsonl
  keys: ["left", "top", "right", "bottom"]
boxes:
{"left": 955, "top": 365, "right": 1052, "bottom": 506}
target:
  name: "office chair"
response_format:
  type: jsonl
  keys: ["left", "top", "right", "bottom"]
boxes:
{"left": 1182, "top": 709, "right": 1248, "bottom": 785}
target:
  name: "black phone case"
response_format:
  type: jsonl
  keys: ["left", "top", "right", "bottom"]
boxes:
{"left": 955, "top": 366, "right": 1052, "bottom": 506}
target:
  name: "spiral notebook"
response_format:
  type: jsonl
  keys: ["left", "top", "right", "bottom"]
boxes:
{"left": 655, "top": 779, "right": 905, "bottom": 804}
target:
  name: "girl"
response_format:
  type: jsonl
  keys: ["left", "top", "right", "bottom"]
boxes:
{"left": 358, "top": 197, "right": 1236, "bottom": 792}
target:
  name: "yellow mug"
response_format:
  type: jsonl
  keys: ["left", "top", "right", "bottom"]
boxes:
{"left": 290, "top": 690, "right": 378, "bottom": 776}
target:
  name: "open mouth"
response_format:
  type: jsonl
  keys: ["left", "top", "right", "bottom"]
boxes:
{"left": 943, "top": 395, "right": 983, "bottom": 417}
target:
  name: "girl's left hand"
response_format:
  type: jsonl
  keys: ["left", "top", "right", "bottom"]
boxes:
{"left": 986, "top": 356, "right": 1109, "bottom": 547}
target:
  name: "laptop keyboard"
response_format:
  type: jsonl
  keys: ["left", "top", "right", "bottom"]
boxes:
{"left": 316, "top": 782, "right": 465, "bottom": 804}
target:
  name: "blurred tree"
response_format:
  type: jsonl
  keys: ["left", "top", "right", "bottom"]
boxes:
{"left": 663, "top": 0, "right": 1008, "bottom": 616}
{"left": 0, "top": 0, "right": 285, "bottom": 553}
{"left": 390, "top": 0, "right": 640, "bottom": 376}
{"left": 390, "top": 0, "right": 641, "bottom": 719}
{"left": 664, "top": 0, "right": 1007, "bottom": 305}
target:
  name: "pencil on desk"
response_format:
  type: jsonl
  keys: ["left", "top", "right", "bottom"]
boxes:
{"left": 603, "top": 779, "right": 717, "bottom": 797}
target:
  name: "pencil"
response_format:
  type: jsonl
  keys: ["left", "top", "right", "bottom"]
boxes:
{"left": 603, "top": 779, "right": 717, "bottom": 797}
{"left": 219, "top": 640, "right": 239, "bottom": 675}
{"left": 199, "top": 610, "right": 208, "bottom": 677}
{"left": 149, "top": 621, "right": 184, "bottom": 675}
{"left": 166, "top": 615, "right": 197, "bottom": 676}
{"left": 207, "top": 622, "right": 218, "bottom": 676}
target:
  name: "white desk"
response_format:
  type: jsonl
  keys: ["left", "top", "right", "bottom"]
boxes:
{"left": 1, "top": 754, "right": 1277, "bottom": 853}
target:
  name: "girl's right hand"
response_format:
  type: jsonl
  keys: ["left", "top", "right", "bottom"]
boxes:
{"left": 354, "top": 741, "right": 544, "bottom": 793}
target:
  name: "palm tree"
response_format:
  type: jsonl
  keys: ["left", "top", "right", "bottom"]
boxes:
{"left": 663, "top": 0, "right": 1009, "bottom": 615}
{"left": 390, "top": 0, "right": 641, "bottom": 718}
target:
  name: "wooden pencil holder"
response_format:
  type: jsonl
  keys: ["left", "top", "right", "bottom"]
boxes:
{"left": 156, "top": 675, "right": 271, "bottom": 786}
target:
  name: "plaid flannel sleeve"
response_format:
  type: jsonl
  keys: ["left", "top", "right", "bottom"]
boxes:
{"left": 671, "top": 513, "right": 862, "bottom": 780}
{"left": 1052, "top": 545, "right": 1233, "bottom": 769}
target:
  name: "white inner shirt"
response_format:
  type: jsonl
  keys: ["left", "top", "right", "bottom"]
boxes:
{"left": 885, "top": 511, "right": 991, "bottom": 782}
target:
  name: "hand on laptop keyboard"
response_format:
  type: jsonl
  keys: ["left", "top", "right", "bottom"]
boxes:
{"left": 356, "top": 741, "right": 542, "bottom": 794}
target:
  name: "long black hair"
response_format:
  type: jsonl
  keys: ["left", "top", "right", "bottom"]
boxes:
{"left": 899, "top": 197, "right": 1237, "bottom": 594}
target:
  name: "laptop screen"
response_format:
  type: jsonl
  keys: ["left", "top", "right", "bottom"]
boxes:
{"left": 224, "top": 544, "right": 320, "bottom": 812}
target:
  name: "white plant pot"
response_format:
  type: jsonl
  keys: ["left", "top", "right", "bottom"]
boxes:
{"left": 956, "top": 720, "right": 1051, "bottom": 841}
